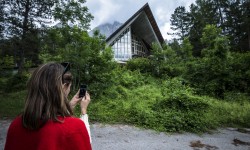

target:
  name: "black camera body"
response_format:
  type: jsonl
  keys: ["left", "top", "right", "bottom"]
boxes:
{"left": 79, "top": 84, "right": 87, "bottom": 98}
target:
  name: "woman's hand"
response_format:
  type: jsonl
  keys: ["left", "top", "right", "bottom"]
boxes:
{"left": 80, "top": 92, "right": 91, "bottom": 115}
{"left": 69, "top": 90, "right": 82, "bottom": 109}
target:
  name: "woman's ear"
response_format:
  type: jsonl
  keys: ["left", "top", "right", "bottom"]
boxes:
{"left": 62, "top": 83, "right": 71, "bottom": 96}
{"left": 62, "top": 83, "right": 67, "bottom": 91}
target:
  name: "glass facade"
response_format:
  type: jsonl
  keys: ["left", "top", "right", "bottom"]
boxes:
{"left": 110, "top": 27, "right": 147, "bottom": 61}
{"left": 132, "top": 34, "right": 147, "bottom": 57}
{"left": 111, "top": 28, "right": 132, "bottom": 61}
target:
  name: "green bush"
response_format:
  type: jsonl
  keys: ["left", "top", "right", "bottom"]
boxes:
{"left": 0, "top": 69, "right": 16, "bottom": 92}
{"left": 4, "top": 73, "right": 30, "bottom": 93}
{"left": 153, "top": 93, "right": 209, "bottom": 112}
{"left": 87, "top": 73, "right": 250, "bottom": 133}
{"left": 0, "top": 77, "right": 8, "bottom": 92}
{"left": 228, "top": 52, "right": 250, "bottom": 94}
{"left": 126, "top": 58, "right": 151, "bottom": 73}
{"left": 89, "top": 77, "right": 210, "bottom": 132}
{"left": 149, "top": 91, "right": 211, "bottom": 132}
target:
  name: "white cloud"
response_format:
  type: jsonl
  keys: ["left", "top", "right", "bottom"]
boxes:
{"left": 86, "top": 0, "right": 121, "bottom": 28}
{"left": 162, "top": 23, "right": 171, "bottom": 40}
{"left": 155, "top": 8, "right": 169, "bottom": 23}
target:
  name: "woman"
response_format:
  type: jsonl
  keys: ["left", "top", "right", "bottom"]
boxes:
{"left": 4, "top": 62, "right": 92, "bottom": 150}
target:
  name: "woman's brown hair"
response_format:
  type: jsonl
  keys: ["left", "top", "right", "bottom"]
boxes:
{"left": 22, "top": 62, "right": 73, "bottom": 130}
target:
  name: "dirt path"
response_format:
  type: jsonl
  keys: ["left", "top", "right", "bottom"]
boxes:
{"left": 1, "top": 120, "right": 250, "bottom": 150}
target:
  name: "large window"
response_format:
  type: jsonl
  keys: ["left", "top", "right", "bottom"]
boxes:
{"left": 111, "top": 28, "right": 132, "bottom": 61}
{"left": 110, "top": 27, "right": 148, "bottom": 61}
{"left": 131, "top": 34, "right": 147, "bottom": 57}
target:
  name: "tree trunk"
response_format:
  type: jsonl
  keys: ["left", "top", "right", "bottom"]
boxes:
{"left": 17, "top": 49, "right": 24, "bottom": 75}
{"left": 215, "top": 0, "right": 224, "bottom": 31}
{"left": 248, "top": 27, "right": 250, "bottom": 50}
{"left": 18, "top": 0, "right": 30, "bottom": 74}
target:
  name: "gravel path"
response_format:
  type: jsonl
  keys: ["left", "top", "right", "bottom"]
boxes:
{"left": 1, "top": 119, "right": 250, "bottom": 150}
{"left": 0, "top": 119, "right": 11, "bottom": 150}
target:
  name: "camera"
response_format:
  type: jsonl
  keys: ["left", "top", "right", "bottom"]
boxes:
{"left": 79, "top": 84, "right": 87, "bottom": 98}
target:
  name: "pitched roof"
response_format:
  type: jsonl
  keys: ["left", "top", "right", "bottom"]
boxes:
{"left": 106, "top": 3, "right": 164, "bottom": 45}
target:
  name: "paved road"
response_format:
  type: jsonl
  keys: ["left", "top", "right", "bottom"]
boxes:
{"left": 1, "top": 119, "right": 250, "bottom": 150}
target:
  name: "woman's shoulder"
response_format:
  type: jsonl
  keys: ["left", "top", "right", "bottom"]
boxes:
{"left": 36, "top": 117, "right": 86, "bottom": 136}
{"left": 54, "top": 116, "right": 86, "bottom": 130}
{"left": 8, "top": 116, "right": 85, "bottom": 132}
{"left": 63, "top": 116, "right": 82, "bottom": 121}
{"left": 54, "top": 117, "right": 87, "bottom": 136}
{"left": 9, "top": 116, "right": 22, "bottom": 128}
{"left": 6, "top": 116, "right": 24, "bottom": 136}
{"left": 61, "top": 117, "right": 83, "bottom": 124}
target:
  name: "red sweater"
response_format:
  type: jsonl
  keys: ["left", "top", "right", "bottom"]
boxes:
{"left": 4, "top": 116, "right": 92, "bottom": 150}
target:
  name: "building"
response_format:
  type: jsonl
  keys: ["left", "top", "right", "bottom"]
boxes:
{"left": 106, "top": 3, "right": 164, "bottom": 63}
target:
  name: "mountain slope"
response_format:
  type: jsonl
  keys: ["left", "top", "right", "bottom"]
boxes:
{"left": 89, "top": 21, "right": 122, "bottom": 38}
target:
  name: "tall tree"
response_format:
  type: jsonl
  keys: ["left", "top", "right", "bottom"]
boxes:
{"left": 170, "top": 0, "right": 250, "bottom": 54}
{"left": 185, "top": 25, "right": 230, "bottom": 98}
{"left": 3, "top": 0, "right": 55, "bottom": 74}
{"left": 40, "top": 27, "right": 116, "bottom": 97}
{"left": 224, "top": 0, "right": 244, "bottom": 51}
{"left": 2, "top": 0, "right": 93, "bottom": 74}
{"left": 188, "top": 0, "right": 221, "bottom": 56}
{"left": 188, "top": 3, "right": 204, "bottom": 56}
{"left": 170, "top": 6, "right": 190, "bottom": 41}
{"left": 53, "top": 0, "right": 93, "bottom": 29}
{"left": 240, "top": 0, "right": 250, "bottom": 51}
{"left": 201, "top": 25, "right": 230, "bottom": 98}
{"left": 215, "top": 0, "right": 225, "bottom": 28}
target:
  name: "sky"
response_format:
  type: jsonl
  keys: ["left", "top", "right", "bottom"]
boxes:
{"left": 85, "top": 0, "right": 196, "bottom": 40}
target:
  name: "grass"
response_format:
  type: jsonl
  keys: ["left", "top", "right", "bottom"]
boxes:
{"left": 208, "top": 99, "right": 250, "bottom": 127}
{"left": 0, "top": 90, "right": 26, "bottom": 119}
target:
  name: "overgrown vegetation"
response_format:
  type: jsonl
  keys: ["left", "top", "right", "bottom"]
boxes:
{"left": 86, "top": 68, "right": 250, "bottom": 133}
{"left": 0, "top": 0, "right": 250, "bottom": 133}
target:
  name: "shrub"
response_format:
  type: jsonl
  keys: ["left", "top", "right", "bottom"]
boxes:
{"left": 88, "top": 77, "right": 222, "bottom": 133}
{"left": 150, "top": 92, "right": 211, "bottom": 132}
{"left": 126, "top": 58, "right": 151, "bottom": 73}
{"left": 4, "top": 73, "right": 30, "bottom": 93}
